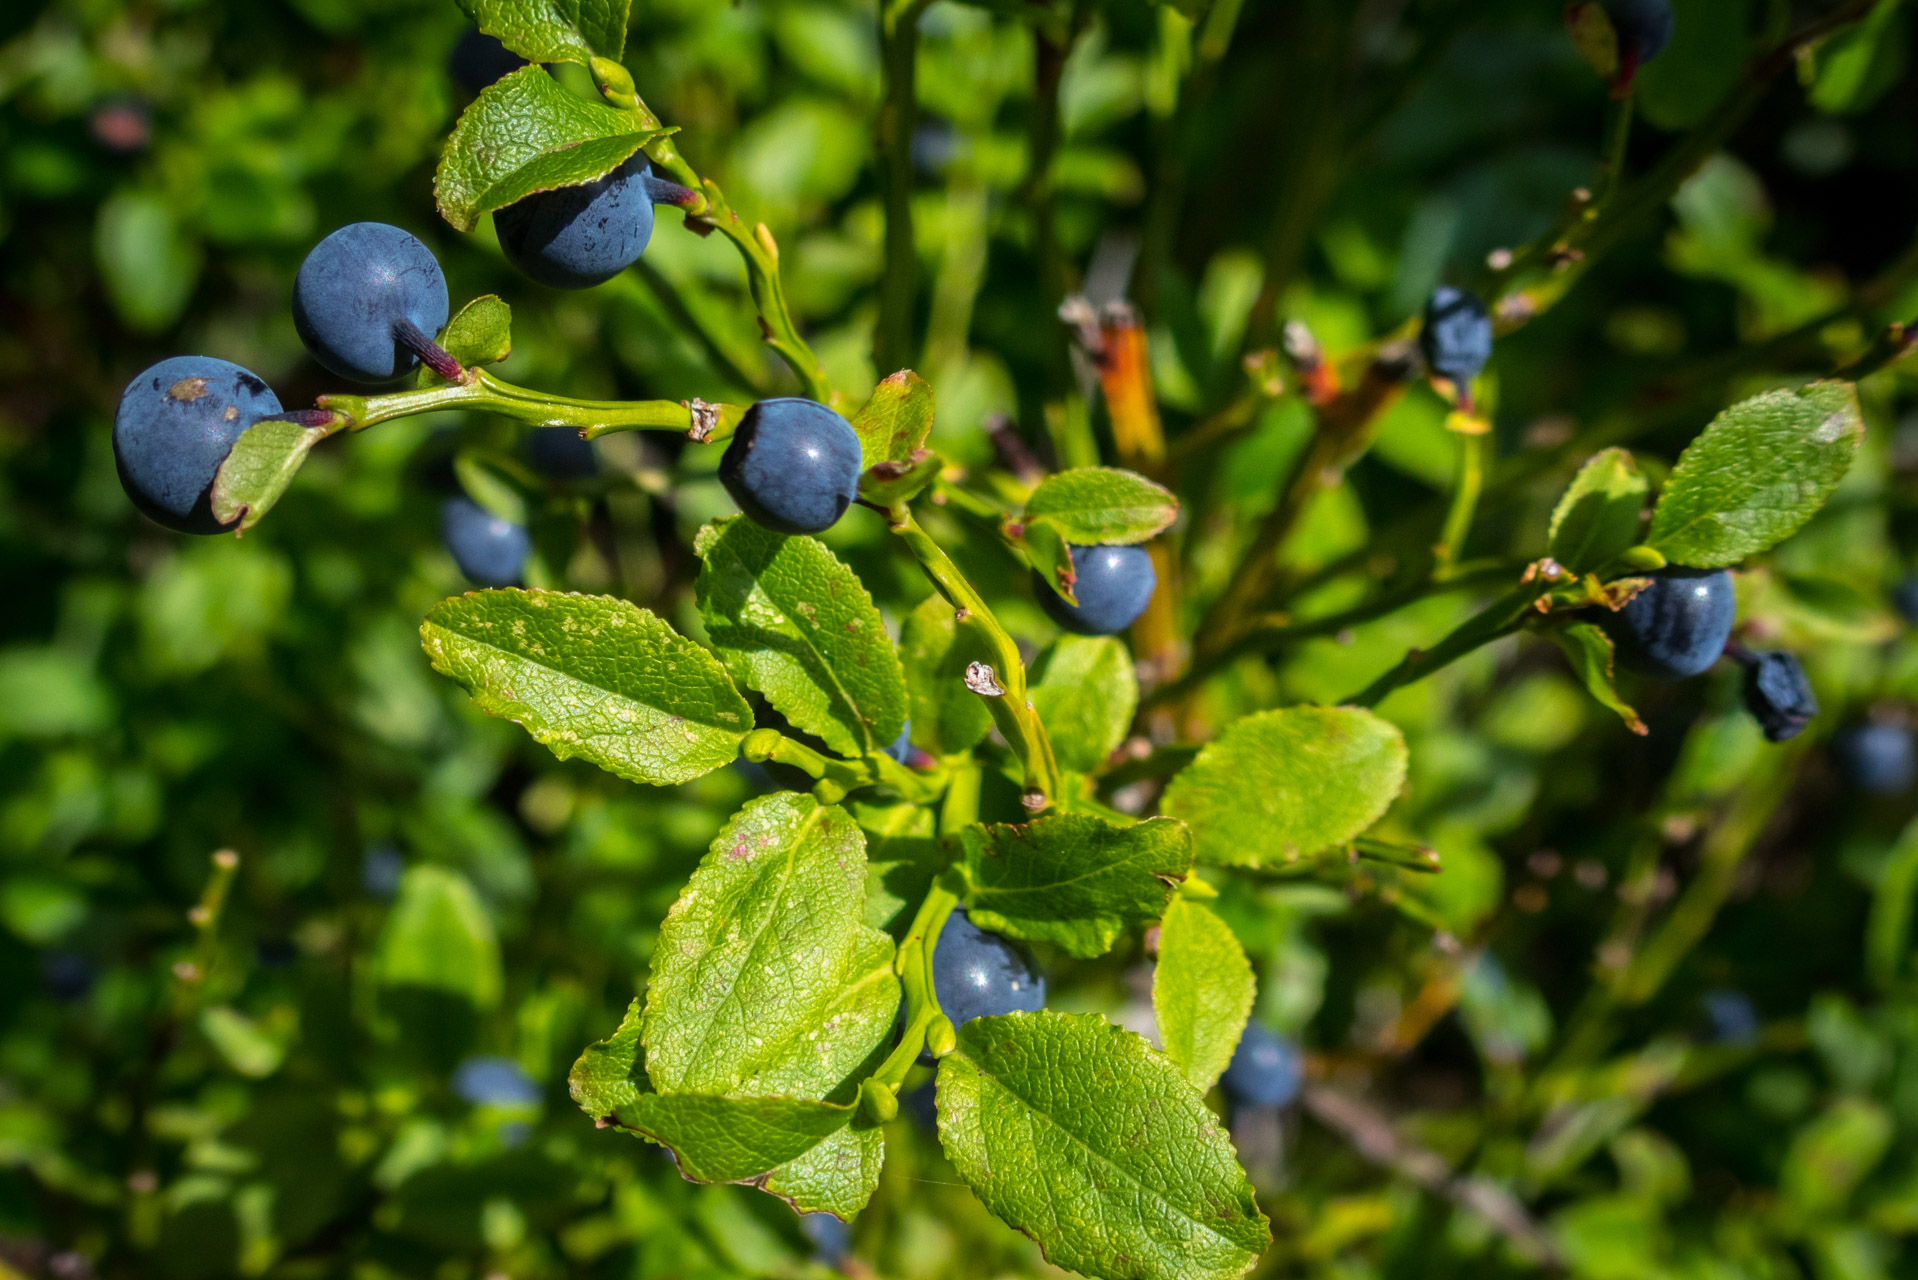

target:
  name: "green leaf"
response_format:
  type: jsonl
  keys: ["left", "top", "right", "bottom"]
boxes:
{"left": 1645, "top": 382, "right": 1863, "bottom": 568}
{"left": 1161, "top": 707, "right": 1407, "bottom": 868}
{"left": 612, "top": 1094, "right": 854, "bottom": 1184}
{"left": 375, "top": 866, "right": 502, "bottom": 1009}
{"left": 849, "top": 369, "right": 934, "bottom": 467}
{"left": 420, "top": 589, "right": 752, "bottom": 786}
{"left": 1550, "top": 622, "right": 1646, "bottom": 735}
{"left": 1023, "top": 467, "right": 1179, "bottom": 545}
{"left": 570, "top": 997, "right": 647, "bottom": 1121}
{"left": 760, "top": 1120, "right": 886, "bottom": 1219}
{"left": 435, "top": 67, "right": 668, "bottom": 233}
{"left": 960, "top": 814, "right": 1190, "bottom": 959}
{"left": 937, "top": 1012, "right": 1270, "bottom": 1280}
{"left": 1547, "top": 448, "right": 1647, "bottom": 574}
{"left": 695, "top": 517, "right": 907, "bottom": 759}
{"left": 438, "top": 295, "right": 513, "bottom": 370}
{"left": 899, "top": 595, "right": 993, "bottom": 756}
{"left": 856, "top": 800, "right": 942, "bottom": 935}
{"left": 1152, "top": 897, "right": 1254, "bottom": 1095}
{"left": 210, "top": 416, "right": 331, "bottom": 532}
{"left": 454, "top": 0, "right": 630, "bottom": 65}
{"left": 857, "top": 450, "right": 942, "bottom": 506}
{"left": 1022, "top": 518, "right": 1078, "bottom": 604}
{"left": 1030, "top": 635, "right": 1137, "bottom": 773}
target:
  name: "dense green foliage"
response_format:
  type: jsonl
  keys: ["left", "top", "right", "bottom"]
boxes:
{"left": 4, "top": 0, "right": 1918, "bottom": 1277}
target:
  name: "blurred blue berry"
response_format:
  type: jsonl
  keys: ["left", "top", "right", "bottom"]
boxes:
{"left": 452, "top": 1056, "right": 541, "bottom": 1107}
{"left": 1740, "top": 651, "right": 1817, "bottom": 742}
{"left": 1420, "top": 286, "right": 1494, "bottom": 387}
{"left": 440, "top": 497, "right": 531, "bottom": 587}
{"left": 1220, "top": 1022, "right": 1303, "bottom": 1109}
{"left": 1833, "top": 723, "right": 1916, "bottom": 796}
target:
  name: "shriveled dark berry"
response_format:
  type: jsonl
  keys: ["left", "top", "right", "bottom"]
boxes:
{"left": 114, "top": 355, "right": 282, "bottom": 534}
{"left": 1739, "top": 651, "right": 1817, "bottom": 742}
{"left": 293, "top": 223, "right": 450, "bottom": 385}
{"left": 931, "top": 908, "right": 1045, "bottom": 1028}
{"left": 1601, "top": 568, "right": 1735, "bottom": 680}
{"left": 440, "top": 497, "right": 532, "bottom": 587}
{"left": 1034, "top": 544, "right": 1157, "bottom": 636}
{"left": 1420, "top": 286, "right": 1494, "bottom": 387}
{"left": 718, "top": 399, "right": 863, "bottom": 535}
{"left": 1220, "top": 1022, "right": 1302, "bottom": 1109}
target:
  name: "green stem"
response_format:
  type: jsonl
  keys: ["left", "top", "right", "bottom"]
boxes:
{"left": 1344, "top": 583, "right": 1543, "bottom": 709}
{"left": 1434, "top": 429, "right": 1487, "bottom": 575}
{"left": 887, "top": 505, "right": 1061, "bottom": 808}
{"left": 324, "top": 369, "right": 745, "bottom": 442}
{"left": 1595, "top": 87, "right": 1635, "bottom": 207}
{"left": 741, "top": 729, "right": 942, "bottom": 805}
{"left": 865, "top": 877, "right": 963, "bottom": 1112}
{"left": 875, "top": 0, "right": 930, "bottom": 378}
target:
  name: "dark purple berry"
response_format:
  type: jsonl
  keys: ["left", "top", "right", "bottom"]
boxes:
{"left": 1601, "top": 568, "right": 1735, "bottom": 680}
{"left": 718, "top": 399, "right": 863, "bottom": 535}
{"left": 1220, "top": 1022, "right": 1302, "bottom": 1109}
{"left": 1034, "top": 544, "right": 1156, "bottom": 636}
{"left": 114, "top": 356, "right": 282, "bottom": 534}
{"left": 293, "top": 223, "right": 450, "bottom": 385}
{"left": 1739, "top": 651, "right": 1817, "bottom": 742}
{"left": 1701, "top": 989, "right": 1758, "bottom": 1046}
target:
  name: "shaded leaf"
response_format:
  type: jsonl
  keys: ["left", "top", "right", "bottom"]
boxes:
{"left": 1024, "top": 467, "right": 1178, "bottom": 545}
{"left": 1153, "top": 897, "right": 1254, "bottom": 1095}
{"left": 1022, "top": 518, "right": 1078, "bottom": 604}
{"left": 436, "top": 67, "right": 667, "bottom": 232}
{"left": 613, "top": 1094, "right": 853, "bottom": 1184}
{"left": 455, "top": 0, "right": 630, "bottom": 63}
{"left": 695, "top": 518, "right": 907, "bottom": 759}
{"left": 569, "top": 997, "right": 646, "bottom": 1120}
{"left": 420, "top": 589, "right": 752, "bottom": 786}
{"left": 375, "top": 866, "right": 501, "bottom": 1009}
{"left": 849, "top": 370, "right": 934, "bottom": 467}
{"left": 899, "top": 594, "right": 993, "bottom": 756}
{"left": 960, "top": 814, "right": 1190, "bottom": 959}
{"left": 937, "top": 1012, "right": 1270, "bottom": 1280}
{"left": 1030, "top": 635, "right": 1137, "bottom": 773}
{"left": 1161, "top": 707, "right": 1407, "bottom": 868}
{"left": 1550, "top": 623, "right": 1647, "bottom": 735}
{"left": 1646, "top": 382, "right": 1862, "bottom": 567}
{"left": 1547, "top": 448, "right": 1647, "bottom": 574}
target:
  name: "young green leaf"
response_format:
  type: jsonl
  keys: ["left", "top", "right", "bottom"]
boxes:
{"left": 641, "top": 792, "right": 898, "bottom": 1215}
{"left": 1030, "top": 635, "right": 1137, "bottom": 773}
{"left": 1646, "top": 382, "right": 1863, "bottom": 568}
{"left": 1547, "top": 448, "right": 1647, "bottom": 573}
{"left": 210, "top": 415, "right": 331, "bottom": 532}
{"left": 613, "top": 1094, "right": 855, "bottom": 1184}
{"left": 375, "top": 866, "right": 502, "bottom": 1010}
{"left": 1024, "top": 467, "right": 1179, "bottom": 545}
{"left": 937, "top": 1012, "right": 1270, "bottom": 1280}
{"left": 899, "top": 594, "right": 994, "bottom": 756}
{"left": 1550, "top": 622, "right": 1647, "bottom": 735}
{"left": 437, "top": 294, "right": 513, "bottom": 370}
{"left": 1161, "top": 706, "right": 1407, "bottom": 868}
{"left": 455, "top": 0, "right": 630, "bottom": 64}
{"left": 959, "top": 814, "right": 1191, "bottom": 959}
{"left": 435, "top": 67, "right": 668, "bottom": 233}
{"left": 570, "top": 997, "right": 646, "bottom": 1121}
{"left": 1021, "top": 517, "right": 1078, "bottom": 604}
{"left": 696, "top": 517, "right": 907, "bottom": 759}
{"left": 849, "top": 369, "right": 934, "bottom": 467}
{"left": 1153, "top": 897, "right": 1255, "bottom": 1095}
{"left": 420, "top": 589, "right": 752, "bottom": 786}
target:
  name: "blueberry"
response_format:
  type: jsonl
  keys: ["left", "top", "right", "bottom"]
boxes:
{"left": 718, "top": 399, "right": 863, "bottom": 535}
{"left": 799, "top": 1212, "right": 852, "bottom": 1265}
{"left": 494, "top": 154, "right": 660, "bottom": 290}
{"left": 1701, "top": 989, "right": 1758, "bottom": 1046}
{"left": 931, "top": 908, "right": 1045, "bottom": 1028}
{"left": 1739, "top": 651, "right": 1817, "bottom": 742}
{"left": 362, "top": 844, "right": 404, "bottom": 900}
{"left": 1601, "top": 567, "right": 1735, "bottom": 680}
{"left": 1219, "top": 1022, "right": 1302, "bottom": 1109}
{"left": 1893, "top": 578, "right": 1918, "bottom": 626}
{"left": 1833, "top": 723, "right": 1917, "bottom": 796}
{"left": 39, "top": 950, "right": 95, "bottom": 1003}
{"left": 527, "top": 426, "right": 597, "bottom": 479}
{"left": 883, "top": 721, "right": 913, "bottom": 765}
{"left": 441, "top": 497, "right": 532, "bottom": 587}
{"left": 448, "top": 28, "right": 527, "bottom": 94}
{"left": 293, "top": 223, "right": 450, "bottom": 385}
{"left": 1419, "top": 286, "right": 1494, "bottom": 387}
{"left": 452, "top": 1056, "right": 542, "bottom": 1107}
{"left": 114, "top": 355, "right": 282, "bottom": 534}
{"left": 1034, "top": 544, "right": 1157, "bottom": 636}
{"left": 1600, "top": 0, "right": 1675, "bottom": 66}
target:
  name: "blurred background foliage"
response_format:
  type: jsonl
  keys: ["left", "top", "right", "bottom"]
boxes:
{"left": 3, "top": 0, "right": 1918, "bottom": 1276}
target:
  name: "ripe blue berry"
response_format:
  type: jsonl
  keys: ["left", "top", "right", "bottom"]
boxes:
{"left": 40, "top": 950, "right": 95, "bottom": 1003}
{"left": 293, "top": 223, "right": 450, "bottom": 385}
{"left": 719, "top": 398, "right": 863, "bottom": 535}
{"left": 449, "top": 28, "right": 527, "bottom": 94}
{"left": 452, "top": 1056, "right": 541, "bottom": 1107}
{"left": 441, "top": 497, "right": 532, "bottom": 587}
{"left": 495, "top": 155, "right": 665, "bottom": 290}
{"left": 1701, "top": 989, "right": 1758, "bottom": 1046}
{"left": 1833, "top": 723, "right": 1916, "bottom": 796}
{"left": 1601, "top": 0, "right": 1674, "bottom": 67}
{"left": 799, "top": 1213, "right": 851, "bottom": 1264}
{"left": 932, "top": 908, "right": 1045, "bottom": 1028}
{"left": 1420, "top": 286, "right": 1494, "bottom": 388}
{"left": 1893, "top": 578, "right": 1918, "bottom": 626}
{"left": 1220, "top": 1022, "right": 1302, "bottom": 1109}
{"left": 114, "top": 355, "right": 282, "bottom": 534}
{"left": 1601, "top": 567, "right": 1735, "bottom": 680}
{"left": 1739, "top": 651, "right": 1817, "bottom": 742}
{"left": 528, "top": 426, "right": 597, "bottom": 479}
{"left": 1035, "top": 544, "right": 1157, "bottom": 636}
